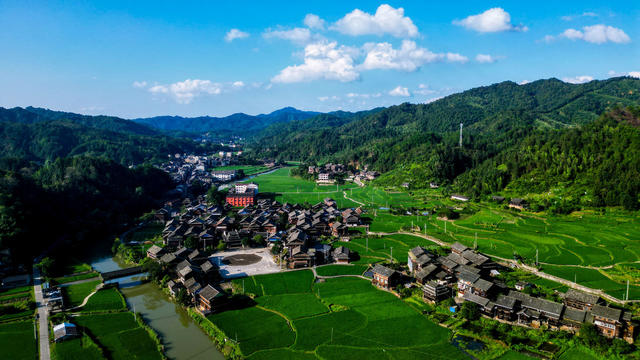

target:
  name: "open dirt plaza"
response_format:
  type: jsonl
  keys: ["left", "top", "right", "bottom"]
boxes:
{"left": 210, "top": 248, "right": 282, "bottom": 279}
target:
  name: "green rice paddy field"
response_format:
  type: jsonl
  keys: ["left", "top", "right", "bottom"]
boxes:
{"left": 0, "top": 320, "right": 37, "bottom": 360}
{"left": 214, "top": 165, "right": 270, "bottom": 175}
{"left": 207, "top": 270, "right": 465, "bottom": 359}
{"left": 247, "top": 169, "right": 640, "bottom": 299}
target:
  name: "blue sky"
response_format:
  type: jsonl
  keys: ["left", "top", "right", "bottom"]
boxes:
{"left": 0, "top": 1, "right": 638, "bottom": 118}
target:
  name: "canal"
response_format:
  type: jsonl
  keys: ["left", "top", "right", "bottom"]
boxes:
{"left": 90, "top": 255, "right": 225, "bottom": 360}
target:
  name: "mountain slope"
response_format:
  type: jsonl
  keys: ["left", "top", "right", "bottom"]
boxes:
{"left": 132, "top": 106, "right": 322, "bottom": 134}
{"left": 0, "top": 106, "right": 160, "bottom": 136}
{"left": 252, "top": 77, "right": 640, "bottom": 182}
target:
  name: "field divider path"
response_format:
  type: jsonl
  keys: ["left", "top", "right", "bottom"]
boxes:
{"left": 343, "top": 191, "right": 366, "bottom": 206}
{"left": 68, "top": 283, "right": 104, "bottom": 311}
{"left": 368, "top": 230, "right": 637, "bottom": 304}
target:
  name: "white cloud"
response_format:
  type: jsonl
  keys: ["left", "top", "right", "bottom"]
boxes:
{"left": 389, "top": 86, "right": 410, "bottom": 97}
{"left": 561, "top": 12, "right": 598, "bottom": 21}
{"left": 360, "top": 40, "right": 467, "bottom": 72}
{"left": 263, "top": 27, "right": 315, "bottom": 45}
{"left": 318, "top": 95, "right": 340, "bottom": 102}
{"left": 304, "top": 14, "right": 326, "bottom": 30}
{"left": 332, "top": 4, "right": 418, "bottom": 38}
{"left": 132, "top": 81, "right": 148, "bottom": 88}
{"left": 148, "top": 79, "right": 245, "bottom": 104}
{"left": 628, "top": 72, "right": 640, "bottom": 79}
{"left": 475, "top": 54, "right": 499, "bottom": 63}
{"left": 414, "top": 84, "right": 436, "bottom": 95}
{"left": 518, "top": 80, "right": 530, "bottom": 85}
{"left": 550, "top": 25, "right": 631, "bottom": 44}
{"left": 453, "top": 8, "right": 527, "bottom": 33}
{"left": 225, "top": 29, "right": 249, "bottom": 42}
{"left": 271, "top": 41, "right": 359, "bottom": 83}
{"left": 425, "top": 96, "right": 444, "bottom": 104}
{"left": 346, "top": 92, "right": 382, "bottom": 99}
{"left": 562, "top": 75, "right": 594, "bottom": 84}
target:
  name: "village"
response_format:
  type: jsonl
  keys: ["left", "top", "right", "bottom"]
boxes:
{"left": 141, "top": 180, "right": 636, "bottom": 346}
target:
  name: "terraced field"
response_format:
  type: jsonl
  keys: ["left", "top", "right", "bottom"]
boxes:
{"left": 0, "top": 320, "right": 38, "bottom": 360}
{"left": 207, "top": 270, "right": 464, "bottom": 359}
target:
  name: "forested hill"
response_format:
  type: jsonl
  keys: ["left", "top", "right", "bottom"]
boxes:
{"left": 0, "top": 107, "right": 226, "bottom": 165}
{"left": 453, "top": 106, "right": 640, "bottom": 211}
{"left": 0, "top": 106, "right": 160, "bottom": 136}
{"left": 132, "top": 106, "right": 322, "bottom": 134}
{"left": 252, "top": 77, "right": 640, "bottom": 165}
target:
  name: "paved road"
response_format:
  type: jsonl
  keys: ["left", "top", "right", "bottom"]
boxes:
{"left": 33, "top": 266, "right": 51, "bottom": 360}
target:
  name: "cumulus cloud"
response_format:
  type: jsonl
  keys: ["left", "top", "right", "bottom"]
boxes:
{"left": 562, "top": 75, "right": 594, "bottom": 84}
{"left": 389, "top": 86, "right": 410, "bottom": 97}
{"left": 360, "top": 40, "right": 467, "bottom": 72}
{"left": 304, "top": 14, "right": 326, "bottom": 30}
{"left": 263, "top": 27, "right": 315, "bottom": 45}
{"left": 346, "top": 92, "right": 382, "bottom": 99}
{"left": 148, "top": 79, "right": 245, "bottom": 104}
{"left": 453, "top": 8, "right": 527, "bottom": 33}
{"left": 475, "top": 54, "right": 499, "bottom": 63}
{"left": 225, "top": 29, "right": 249, "bottom": 42}
{"left": 518, "top": 80, "right": 530, "bottom": 85}
{"left": 132, "top": 81, "right": 148, "bottom": 88}
{"left": 629, "top": 72, "right": 640, "bottom": 79}
{"left": 332, "top": 4, "right": 418, "bottom": 38}
{"left": 271, "top": 41, "right": 359, "bottom": 83}
{"left": 547, "top": 25, "right": 630, "bottom": 44}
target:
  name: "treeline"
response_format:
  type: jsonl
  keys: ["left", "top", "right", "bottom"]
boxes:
{"left": 0, "top": 156, "right": 174, "bottom": 265}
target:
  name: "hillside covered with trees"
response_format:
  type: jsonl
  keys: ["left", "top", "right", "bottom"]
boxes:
{"left": 249, "top": 77, "right": 640, "bottom": 209}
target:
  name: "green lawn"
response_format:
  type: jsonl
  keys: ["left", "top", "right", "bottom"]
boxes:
{"left": 241, "top": 167, "right": 359, "bottom": 207}
{"left": 214, "top": 165, "right": 270, "bottom": 175}
{"left": 73, "top": 312, "right": 162, "bottom": 360}
{"left": 80, "top": 287, "right": 127, "bottom": 312}
{"left": 0, "top": 320, "right": 38, "bottom": 360}
{"left": 51, "top": 334, "right": 104, "bottom": 360}
{"left": 316, "top": 264, "right": 368, "bottom": 276}
{"left": 207, "top": 270, "right": 465, "bottom": 359}
{"left": 63, "top": 280, "right": 101, "bottom": 308}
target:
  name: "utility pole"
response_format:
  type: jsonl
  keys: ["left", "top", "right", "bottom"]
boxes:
{"left": 536, "top": 248, "right": 539, "bottom": 266}
{"left": 133, "top": 303, "right": 136, "bottom": 322}
{"left": 366, "top": 237, "right": 368, "bottom": 252}
{"left": 444, "top": 221, "right": 447, "bottom": 234}
{"left": 474, "top": 233, "right": 477, "bottom": 250}
{"left": 243, "top": 279, "right": 245, "bottom": 294}
{"left": 574, "top": 273, "right": 576, "bottom": 284}
{"left": 459, "top": 123, "right": 463, "bottom": 148}
{"left": 424, "top": 223, "right": 427, "bottom": 237}
{"left": 331, "top": 328, "right": 334, "bottom": 343}
{"left": 390, "top": 247, "right": 393, "bottom": 262}
{"left": 627, "top": 280, "right": 630, "bottom": 301}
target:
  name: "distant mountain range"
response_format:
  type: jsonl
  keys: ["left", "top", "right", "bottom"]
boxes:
{"left": 132, "top": 107, "right": 322, "bottom": 134}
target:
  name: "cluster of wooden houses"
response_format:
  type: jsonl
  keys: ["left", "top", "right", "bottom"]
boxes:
{"left": 307, "top": 163, "right": 379, "bottom": 185}
{"left": 369, "top": 242, "right": 635, "bottom": 343}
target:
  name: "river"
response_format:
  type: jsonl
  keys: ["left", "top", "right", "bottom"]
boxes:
{"left": 90, "top": 255, "right": 225, "bottom": 360}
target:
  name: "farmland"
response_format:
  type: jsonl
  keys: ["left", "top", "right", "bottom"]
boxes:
{"left": 80, "top": 287, "right": 127, "bottom": 312}
{"left": 244, "top": 168, "right": 640, "bottom": 299}
{"left": 62, "top": 280, "right": 101, "bottom": 308}
{"left": 72, "top": 312, "right": 163, "bottom": 360}
{"left": 214, "top": 164, "right": 270, "bottom": 175}
{"left": 240, "top": 167, "right": 360, "bottom": 208}
{"left": 205, "top": 270, "right": 465, "bottom": 359}
{"left": 0, "top": 285, "right": 34, "bottom": 322}
{"left": 0, "top": 320, "right": 38, "bottom": 360}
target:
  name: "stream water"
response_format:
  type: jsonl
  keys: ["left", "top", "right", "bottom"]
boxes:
{"left": 90, "top": 255, "right": 225, "bottom": 360}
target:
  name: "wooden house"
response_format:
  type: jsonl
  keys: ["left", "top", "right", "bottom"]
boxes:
{"left": 564, "top": 289, "right": 601, "bottom": 311}
{"left": 197, "top": 285, "right": 226, "bottom": 314}
{"left": 371, "top": 264, "right": 399, "bottom": 290}
{"left": 146, "top": 245, "right": 165, "bottom": 259}
{"left": 333, "top": 246, "right": 352, "bottom": 264}
{"left": 494, "top": 294, "right": 517, "bottom": 321}
{"left": 422, "top": 280, "right": 450, "bottom": 302}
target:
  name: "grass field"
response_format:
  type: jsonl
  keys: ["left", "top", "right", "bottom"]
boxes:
{"left": 80, "top": 287, "right": 127, "bottom": 312}
{"left": 214, "top": 165, "right": 270, "bottom": 175}
{"left": 207, "top": 270, "right": 465, "bottom": 359}
{"left": 73, "top": 312, "right": 162, "bottom": 360}
{"left": 241, "top": 167, "right": 360, "bottom": 208}
{"left": 315, "top": 264, "right": 368, "bottom": 276}
{"left": 52, "top": 334, "right": 104, "bottom": 360}
{"left": 335, "top": 234, "right": 439, "bottom": 265}
{"left": 0, "top": 320, "right": 38, "bottom": 360}
{"left": 63, "top": 280, "right": 101, "bottom": 308}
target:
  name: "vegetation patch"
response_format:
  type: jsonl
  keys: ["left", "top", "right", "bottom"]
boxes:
{"left": 0, "top": 320, "right": 38, "bottom": 360}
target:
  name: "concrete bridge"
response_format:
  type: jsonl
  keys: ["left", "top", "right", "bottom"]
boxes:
{"left": 101, "top": 266, "right": 144, "bottom": 281}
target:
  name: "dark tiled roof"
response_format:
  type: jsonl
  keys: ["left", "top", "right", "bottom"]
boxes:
{"left": 590, "top": 304, "right": 622, "bottom": 322}
{"left": 199, "top": 284, "right": 223, "bottom": 301}
{"left": 415, "top": 264, "right": 439, "bottom": 280}
{"left": 494, "top": 295, "right": 517, "bottom": 310}
{"left": 565, "top": 289, "right": 600, "bottom": 305}
{"left": 147, "top": 245, "right": 165, "bottom": 255}
{"left": 457, "top": 271, "right": 480, "bottom": 284}
{"left": 508, "top": 290, "right": 564, "bottom": 318}
{"left": 372, "top": 264, "right": 396, "bottom": 278}
{"left": 463, "top": 291, "right": 491, "bottom": 308}
{"left": 473, "top": 278, "right": 494, "bottom": 292}
{"left": 563, "top": 307, "right": 587, "bottom": 323}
